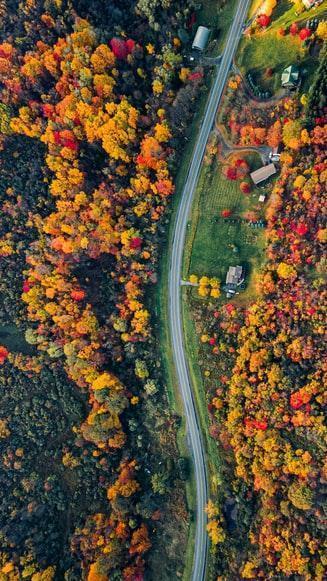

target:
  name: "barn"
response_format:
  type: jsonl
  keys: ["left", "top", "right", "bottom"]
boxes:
{"left": 192, "top": 26, "right": 210, "bottom": 51}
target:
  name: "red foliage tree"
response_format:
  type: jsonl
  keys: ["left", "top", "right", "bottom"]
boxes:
{"left": 71, "top": 290, "right": 86, "bottom": 301}
{"left": 221, "top": 209, "right": 232, "bottom": 218}
{"left": 110, "top": 38, "right": 128, "bottom": 59}
{"left": 225, "top": 167, "right": 237, "bottom": 180}
{"left": 130, "top": 237, "right": 142, "bottom": 249}
{"left": 188, "top": 71, "right": 204, "bottom": 82}
{"left": 125, "top": 39, "right": 136, "bottom": 53}
{"left": 290, "top": 23, "right": 299, "bottom": 36}
{"left": 0, "top": 346, "right": 9, "bottom": 364}
{"left": 240, "top": 181, "right": 251, "bottom": 194}
{"left": 299, "top": 28, "right": 311, "bottom": 41}
{"left": 257, "top": 14, "right": 271, "bottom": 28}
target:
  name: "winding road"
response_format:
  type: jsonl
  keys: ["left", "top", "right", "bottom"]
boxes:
{"left": 168, "top": 1, "right": 251, "bottom": 580}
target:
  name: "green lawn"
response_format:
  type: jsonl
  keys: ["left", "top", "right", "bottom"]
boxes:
{"left": 240, "top": 0, "right": 327, "bottom": 92}
{"left": 238, "top": 33, "right": 306, "bottom": 92}
{"left": 183, "top": 155, "right": 266, "bottom": 290}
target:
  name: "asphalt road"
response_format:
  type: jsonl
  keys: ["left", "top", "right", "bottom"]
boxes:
{"left": 168, "top": 1, "right": 251, "bottom": 580}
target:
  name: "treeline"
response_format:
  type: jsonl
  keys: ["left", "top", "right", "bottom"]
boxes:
{"left": 0, "top": 0, "right": 202, "bottom": 579}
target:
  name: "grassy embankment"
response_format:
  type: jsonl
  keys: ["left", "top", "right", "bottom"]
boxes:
{"left": 181, "top": 149, "right": 266, "bottom": 503}
{"left": 197, "top": 0, "right": 239, "bottom": 56}
{"left": 238, "top": 0, "right": 327, "bottom": 93}
{"left": 249, "top": 0, "right": 327, "bottom": 24}
{"left": 152, "top": 0, "right": 239, "bottom": 578}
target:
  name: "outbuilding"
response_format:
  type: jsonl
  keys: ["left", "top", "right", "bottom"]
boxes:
{"left": 192, "top": 26, "right": 210, "bottom": 51}
{"left": 224, "top": 265, "right": 245, "bottom": 297}
{"left": 250, "top": 163, "right": 277, "bottom": 185}
{"left": 281, "top": 65, "right": 300, "bottom": 89}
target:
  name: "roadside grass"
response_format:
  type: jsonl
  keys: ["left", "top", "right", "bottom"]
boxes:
{"left": 183, "top": 154, "right": 265, "bottom": 288}
{"left": 153, "top": 73, "right": 213, "bottom": 581}
{"left": 198, "top": 0, "right": 239, "bottom": 55}
{"left": 153, "top": 0, "right": 247, "bottom": 576}
{"left": 182, "top": 291, "right": 224, "bottom": 485}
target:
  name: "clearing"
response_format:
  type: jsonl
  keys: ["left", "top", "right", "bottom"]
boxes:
{"left": 183, "top": 152, "right": 267, "bottom": 299}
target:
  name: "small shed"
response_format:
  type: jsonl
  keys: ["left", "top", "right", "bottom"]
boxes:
{"left": 259, "top": 194, "right": 266, "bottom": 203}
{"left": 250, "top": 163, "right": 277, "bottom": 185}
{"left": 192, "top": 26, "right": 210, "bottom": 51}
{"left": 225, "top": 265, "right": 245, "bottom": 296}
{"left": 281, "top": 65, "right": 300, "bottom": 88}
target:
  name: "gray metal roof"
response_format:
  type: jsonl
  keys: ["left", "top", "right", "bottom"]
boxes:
{"left": 226, "top": 265, "right": 243, "bottom": 285}
{"left": 250, "top": 163, "right": 277, "bottom": 185}
{"left": 192, "top": 26, "right": 210, "bottom": 51}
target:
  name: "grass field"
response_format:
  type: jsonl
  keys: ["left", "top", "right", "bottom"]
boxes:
{"left": 183, "top": 155, "right": 266, "bottom": 295}
{"left": 271, "top": 0, "right": 327, "bottom": 29}
{"left": 239, "top": 0, "right": 327, "bottom": 93}
{"left": 237, "top": 32, "right": 319, "bottom": 92}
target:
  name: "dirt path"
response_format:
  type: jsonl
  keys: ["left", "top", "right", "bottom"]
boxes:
{"left": 232, "top": 63, "right": 287, "bottom": 106}
{"left": 214, "top": 124, "right": 271, "bottom": 164}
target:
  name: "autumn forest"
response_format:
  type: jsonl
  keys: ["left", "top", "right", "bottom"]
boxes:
{"left": 0, "top": 0, "right": 326, "bottom": 580}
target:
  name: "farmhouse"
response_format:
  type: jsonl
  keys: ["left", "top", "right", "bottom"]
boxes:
{"left": 225, "top": 265, "right": 245, "bottom": 297}
{"left": 281, "top": 65, "right": 300, "bottom": 89}
{"left": 250, "top": 163, "right": 277, "bottom": 185}
{"left": 192, "top": 26, "right": 210, "bottom": 51}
